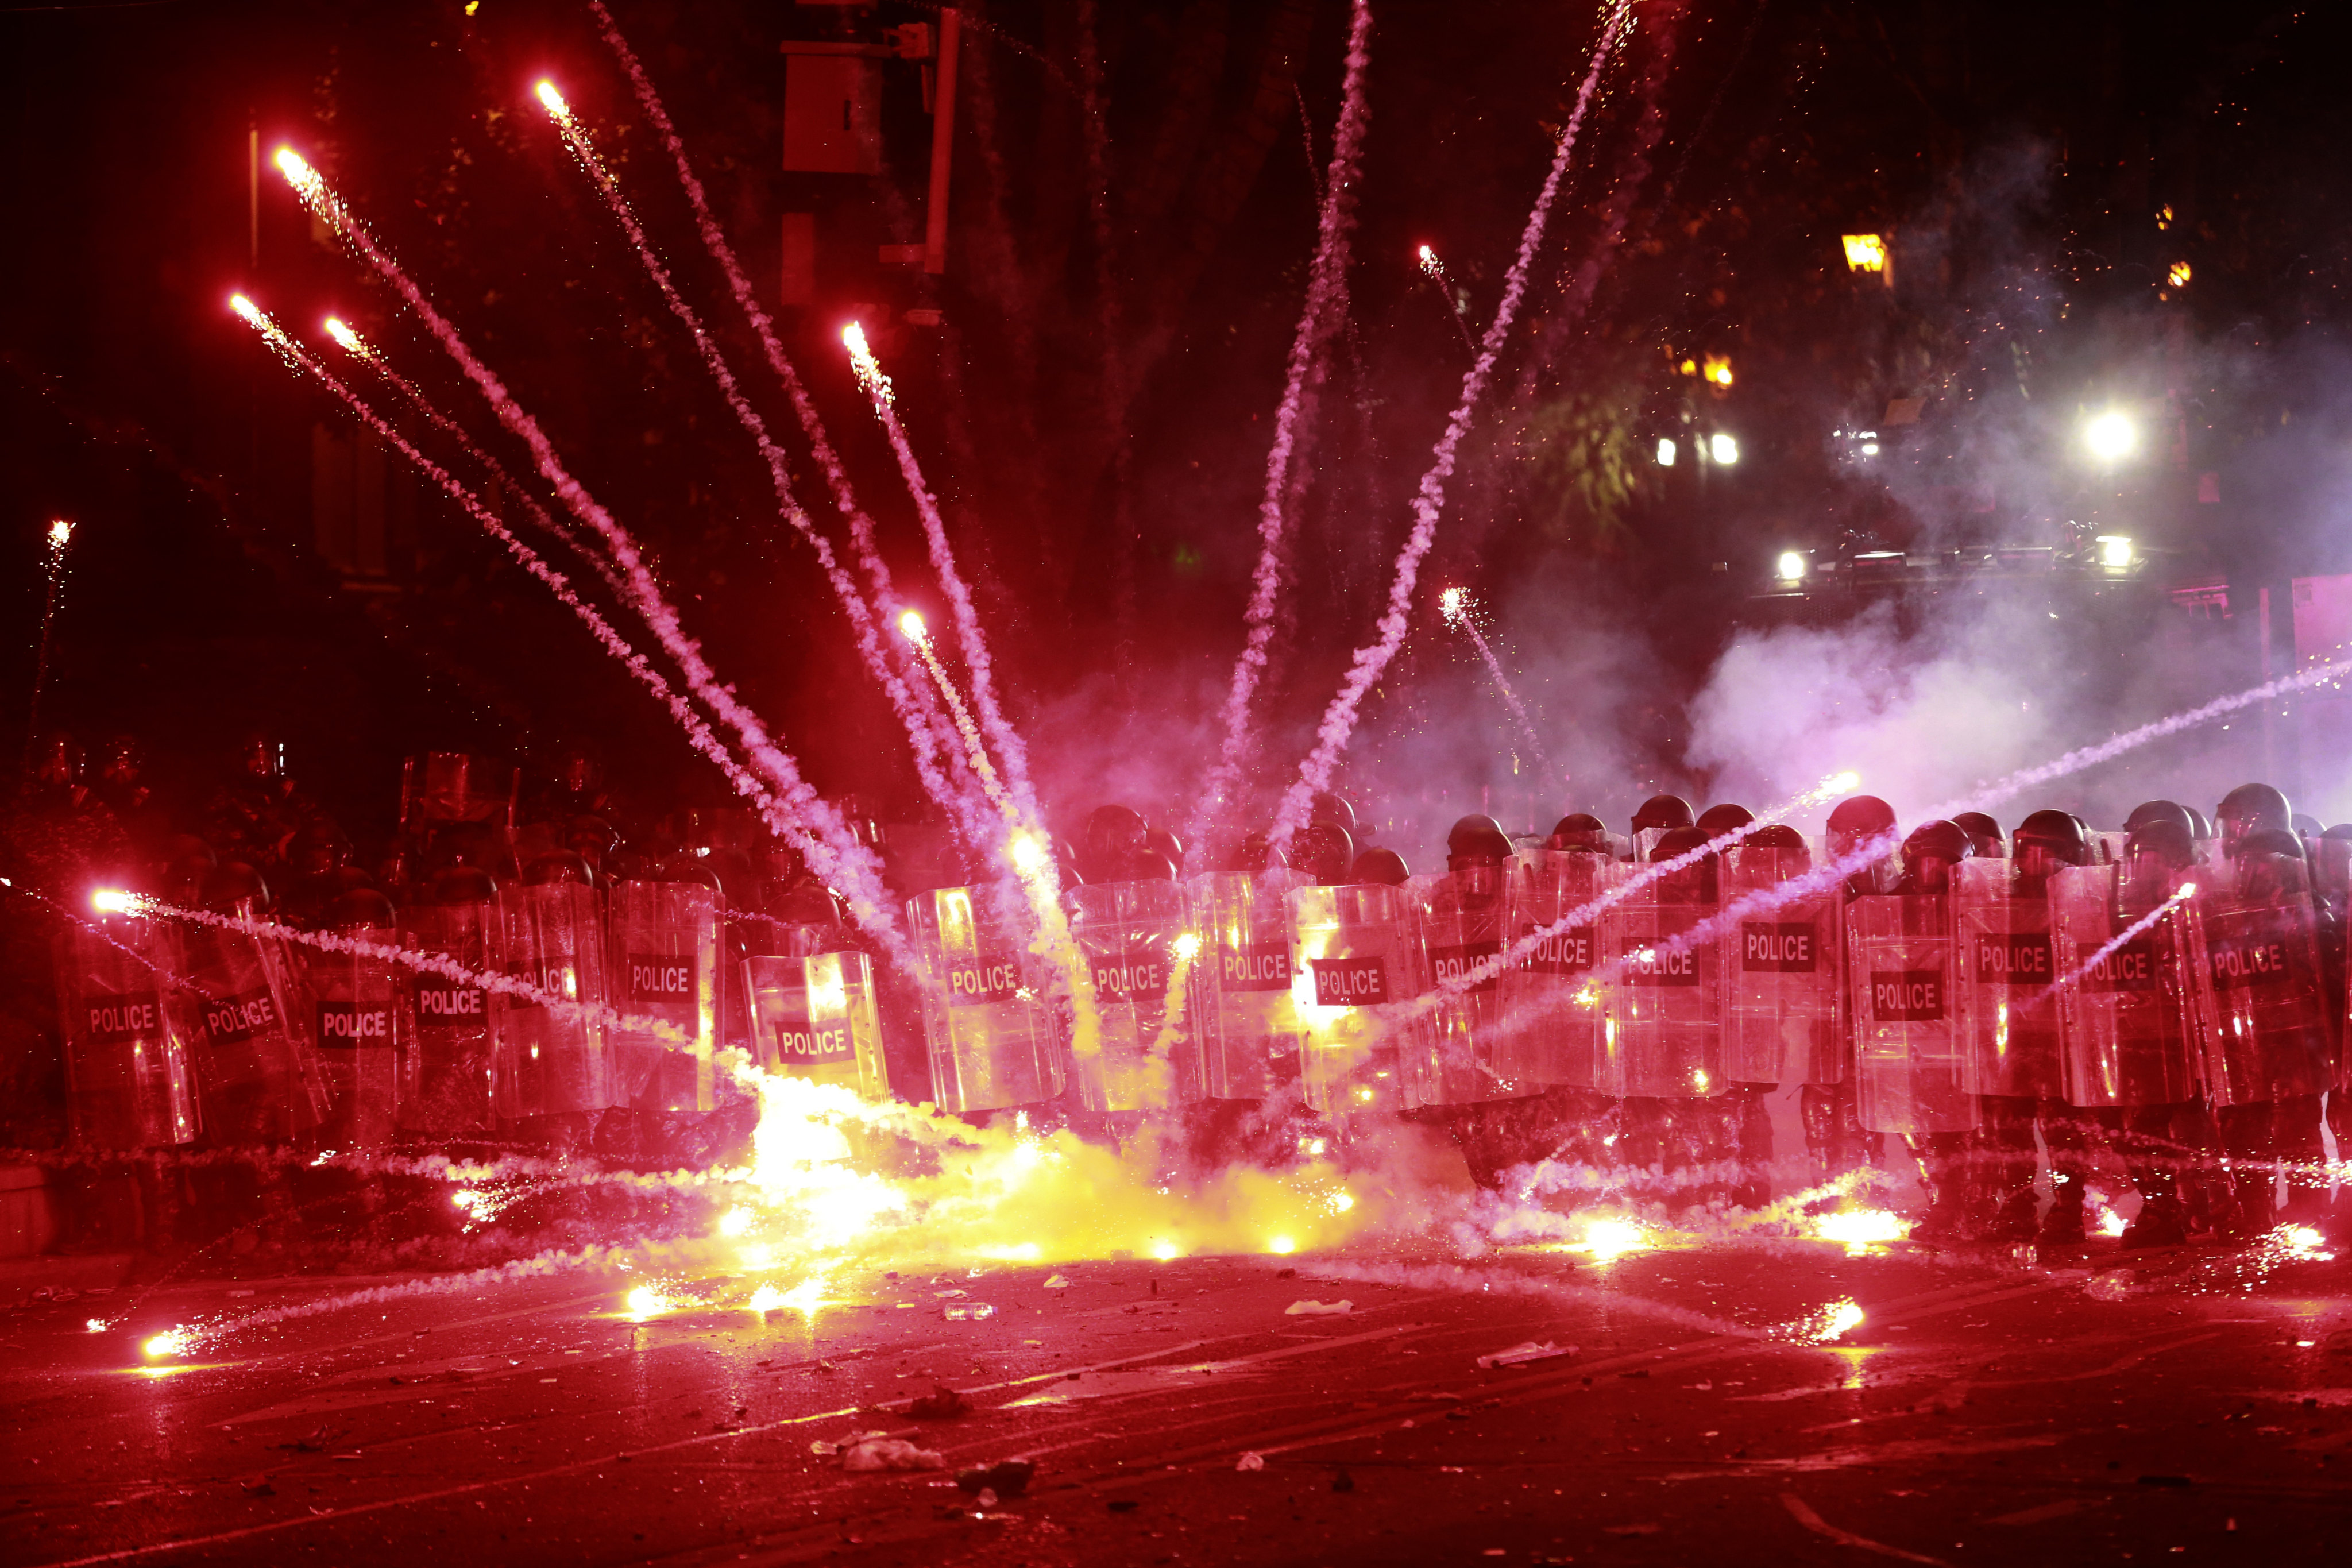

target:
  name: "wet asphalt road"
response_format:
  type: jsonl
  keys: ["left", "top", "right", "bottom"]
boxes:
{"left": 7, "top": 1234, "right": 2352, "bottom": 1567}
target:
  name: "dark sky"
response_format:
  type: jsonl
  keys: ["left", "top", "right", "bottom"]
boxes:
{"left": 6, "top": 1, "right": 2352, "bottom": 846}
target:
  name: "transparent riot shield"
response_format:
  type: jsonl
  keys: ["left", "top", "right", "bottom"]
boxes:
{"left": 398, "top": 898, "right": 496, "bottom": 1136}
{"left": 1187, "top": 871, "right": 1307, "bottom": 1101}
{"left": 168, "top": 914, "right": 327, "bottom": 1144}
{"left": 490, "top": 881, "right": 611, "bottom": 1119}
{"left": 1953, "top": 858, "right": 2065, "bottom": 1100}
{"left": 1594, "top": 883, "right": 1721, "bottom": 1098}
{"left": 1403, "top": 865, "right": 1538, "bottom": 1107}
{"left": 744, "top": 949, "right": 888, "bottom": 1098}
{"left": 2049, "top": 863, "right": 2202, "bottom": 1108}
{"left": 1496, "top": 851, "right": 1615, "bottom": 1086}
{"left": 1846, "top": 894, "right": 1975, "bottom": 1134}
{"left": 53, "top": 918, "right": 200, "bottom": 1150}
{"left": 2191, "top": 856, "right": 2335, "bottom": 1106}
{"left": 1721, "top": 845, "right": 1843, "bottom": 1087}
{"left": 1064, "top": 879, "right": 1194, "bottom": 1112}
{"left": 307, "top": 925, "right": 403, "bottom": 1150}
{"left": 906, "top": 885, "right": 1064, "bottom": 1112}
{"left": 608, "top": 879, "right": 720, "bottom": 1114}
{"left": 1289, "top": 882, "right": 1418, "bottom": 1117}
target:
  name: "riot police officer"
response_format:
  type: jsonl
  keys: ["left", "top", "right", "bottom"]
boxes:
{"left": 1811, "top": 794, "right": 1901, "bottom": 1183}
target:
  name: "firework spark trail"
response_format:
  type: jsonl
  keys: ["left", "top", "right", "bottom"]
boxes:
{"left": 1427, "top": 651, "right": 2352, "bottom": 1015}
{"left": 322, "top": 317, "right": 621, "bottom": 601}
{"left": 25, "top": 517, "right": 75, "bottom": 759}
{"left": 0, "top": 874, "right": 213, "bottom": 1005}
{"left": 840, "top": 325, "right": 1044, "bottom": 829}
{"left": 234, "top": 296, "right": 794, "bottom": 875}
{"left": 271, "top": 152, "right": 906, "bottom": 961}
{"left": 98, "top": 885, "right": 697, "bottom": 1047}
{"left": 586, "top": 4, "right": 980, "bottom": 833}
{"left": 2029, "top": 880, "right": 2199, "bottom": 1013}
{"left": 1440, "top": 588, "right": 1559, "bottom": 790}
{"left": 531, "top": 85, "right": 970, "bottom": 845}
{"left": 899, "top": 611, "right": 1015, "bottom": 820}
{"left": 1187, "top": 0, "right": 1376, "bottom": 867}
{"left": 1415, "top": 243, "right": 1480, "bottom": 357}
{"left": 1269, "top": 1, "right": 1632, "bottom": 852}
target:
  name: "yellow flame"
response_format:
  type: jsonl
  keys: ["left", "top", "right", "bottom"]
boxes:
{"left": 1840, "top": 233, "right": 1887, "bottom": 272}
{"left": 898, "top": 608, "right": 928, "bottom": 643}
{"left": 1813, "top": 1209, "right": 1908, "bottom": 1254}
{"left": 1703, "top": 353, "right": 1734, "bottom": 388}
{"left": 534, "top": 80, "right": 569, "bottom": 117}
{"left": 1008, "top": 830, "right": 1049, "bottom": 875}
{"left": 1819, "top": 1299, "right": 1865, "bottom": 1341}
{"left": 1149, "top": 1240, "right": 1182, "bottom": 1261}
{"left": 2167, "top": 261, "right": 2191, "bottom": 289}
{"left": 1172, "top": 932, "right": 1202, "bottom": 963}
{"left": 745, "top": 1283, "right": 783, "bottom": 1313}
{"left": 625, "top": 1284, "right": 681, "bottom": 1321}
{"left": 322, "top": 317, "right": 366, "bottom": 356}
{"left": 1576, "top": 1217, "right": 1650, "bottom": 1261}
{"left": 144, "top": 1327, "right": 195, "bottom": 1360}
{"left": 1269, "top": 1235, "right": 1296, "bottom": 1254}
{"left": 91, "top": 889, "right": 145, "bottom": 915}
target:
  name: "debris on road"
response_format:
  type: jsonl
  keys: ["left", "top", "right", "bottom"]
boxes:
{"left": 907, "top": 1384, "right": 972, "bottom": 1419}
{"left": 814, "top": 1432, "right": 948, "bottom": 1471}
{"left": 1043, "top": 1275, "right": 1071, "bottom": 1290}
{"left": 957, "top": 1459, "right": 1035, "bottom": 1498}
{"left": 1285, "top": 1299, "right": 1353, "bottom": 1315}
{"left": 1477, "top": 1340, "right": 1574, "bottom": 1370}
{"left": 1236, "top": 1451, "right": 1266, "bottom": 1471}
{"left": 944, "top": 1301, "right": 997, "bottom": 1322}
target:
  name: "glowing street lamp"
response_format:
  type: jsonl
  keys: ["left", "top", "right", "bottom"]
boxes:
{"left": 1655, "top": 437, "right": 1677, "bottom": 467}
{"left": 1776, "top": 550, "right": 1808, "bottom": 584}
{"left": 1709, "top": 432, "right": 1740, "bottom": 465}
{"left": 2096, "top": 535, "right": 2135, "bottom": 571}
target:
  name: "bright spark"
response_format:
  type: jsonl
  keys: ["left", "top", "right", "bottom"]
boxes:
{"left": 91, "top": 889, "right": 145, "bottom": 915}
{"left": 1416, "top": 244, "right": 1442, "bottom": 277}
{"left": 1820, "top": 1299, "right": 1866, "bottom": 1341}
{"left": 625, "top": 1284, "right": 679, "bottom": 1321}
{"left": 1439, "top": 586, "right": 1467, "bottom": 625}
{"left": 2084, "top": 410, "right": 2137, "bottom": 463}
{"left": 1172, "top": 932, "right": 1202, "bottom": 963}
{"left": 841, "top": 323, "right": 892, "bottom": 407}
{"left": 1268, "top": 1235, "right": 1297, "bottom": 1254}
{"left": 85, "top": 1318, "right": 107, "bottom": 1334}
{"left": 47, "top": 519, "right": 74, "bottom": 550}
{"left": 322, "top": 317, "right": 367, "bottom": 356}
{"left": 1149, "top": 1240, "right": 1182, "bottom": 1261}
{"left": 1575, "top": 1218, "right": 1649, "bottom": 1262}
{"left": 1813, "top": 1209, "right": 1908, "bottom": 1254}
{"left": 144, "top": 1327, "right": 195, "bottom": 1360}
{"left": 897, "top": 608, "right": 928, "bottom": 643}
{"left": 534, "top": 80, "right": 572, "bottom": 122}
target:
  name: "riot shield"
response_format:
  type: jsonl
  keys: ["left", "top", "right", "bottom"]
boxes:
{"left": 2050, "top": 863, "right": 2202, "bottom": 1108}
{"left": 1721, "top": 845, "right": 1843, "bottom": 1087}
{"left": 1496, "top": 851, "right": 1615, "bottom": 1086}
{"left": 1594, "top": 883, "right": 1721, "bottom": 1098}
{"left": 490, "top": 881, "right": 611, "bottom": 1119}
{"left": 1288, "top": 882, "right": 1418, "bottom": 1117}
{"left": 1187, "top": 870, "right": 1307, "bottom": 1101}
{"left": 307, "top": 922, "right": 403, "bottom": 1150}
{"left": 397, "top": 898, "right": 496, "bottom": 1136}
{"left": 744, "top": 949, "right": 888, "bottom": 1098}
{"left": 1953, "top": 858, "right": 2065, "bottom": 1099}
{"left": 1845, "top": 893, "right": 1975, "bottom": 1135}
{"left": 169, "top": 913, "right": 328, "bottom": 1144}
{"left": 1403, "top": 865, "right": 1539, "bottom": 1107}
{"left": 1065, "top": 879, "right": 1193, "bottom": 1112}
{"left": 2191, "top": 856, "right": 2335, "bottom": 1106}
{"left": 608, "top": 879, "right": 720, "bottom": 1114}
{"left": 906, "top": 885, "right": 1064, "bottom": 1113}
{"left": 53, "top": 918, "right": 200, "bottom": 1150}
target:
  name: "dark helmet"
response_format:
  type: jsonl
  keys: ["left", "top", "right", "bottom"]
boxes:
{"left": 2187, "top": 806, "right": 2214, "bottom": 840}
{"left": 523, "top": 851, "right": 594, "bottom": 886}
{"left": 662, "top": 857, "right": 726, "bottom": 897}
{"left": 202, "top": 860, "right": 272, "bottom": 914}
{"left": 289, "top": 822, "right": 353, "bottom": 878}
{"left": 2125, "top": 819, "right": 2196, "bottom": 871}
{"left": 1445, "top": 813, "right": 1513, "bottom": 865}
{"left": 1696, "top": 803, "right": 1755, "bottom": 840}
{"left": 2013, "top": 808, "right": 2092, "bottom": 867}
{"left": 1223, "top": 832, "right": 1287, "bottom": 876}
{"left": 2328, "top": 824, "right": 2352, "bottom": 841}
{"left": 237, "top": 729, "right": 287, "bottom": 781}
{"left": 29, "top": 731, "right": 82, "bottom": 787}
{"left": 1348, "top": 847, "right": 1411, "bottom": 886}
{"left": 324, "top": 886, "right": 397, "bottom": 931}
{"left": 773, "top": 880, "right": 844, "bottom": 926}
{"left": 1126, "top": 850, "right": 1177, "bottom": 882}
{"left": 1080, "top": 804, "right": 1149, "bottom": 864}
{"left": 1141, "top": 825, "right": 1183, "bottom": 870}
{"left": 2294, "top": 813, "right": 2323, "bottom": 838}
{"left": 1901, "top": 820, "right": 1975, "bottom": 893}
{"left": 1632, "top": 794, "right": 1694, "bottom": 835}
{"left": 1826, "top": 794, "right": 1898, "bottom": 848}
{"left": 1308, "top": 792, "right": 1358, "bottom": 836}
{"left": 2237, "top": 827, "right": 2308, "bottom": 862}
{"left": 2125, "top": 800, "right": 2196, "bottom": 839}
{"left": 1546, "top": 813, "right": 1609, "bottom": 852}
{"left": 1745, "top": 823, "right": 1808, "bottom": 856}
{"left": 1951, "top": 811, "right": 2005, "bottom": 857}
{"left": 428, "top": 863, "right": 498, "bottom": 905}
{"left": 565, "top": 814, "right": 620, "bottom": 859}
{"left": 1292, "top": 822, "right": 1354, "bottom": 887}
{"left": 2216, "top": 783, "right": 2292, "bottom": 850}
{"left": 1649, "top": 825, "right": 1717, "bottom": 900}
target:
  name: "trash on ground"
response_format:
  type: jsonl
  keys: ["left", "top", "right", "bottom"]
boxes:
{"left": 814, "top": 1432, "right": 947, "bottom": 1471}
{"left": 1236, "top": 1451, "right": 1266, "bottom": 1472}
{"left": 1478, "top": 1340, "right": 1574, "bottom": 1370}
{"left": 1285, "top": 1299, "right": 1353, "bottom": 1316}
{"left": 957, "top": 1459, "right": 1035, "bottom": 1498}
{"left": 908, "top": 1384, "right": 972, "bottom": 1420}
{"left": 945, "top": 1302, "right": 997, "bottom": 1322}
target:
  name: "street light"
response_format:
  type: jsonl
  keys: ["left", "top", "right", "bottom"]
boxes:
{"left": 2096, "top": 535, "right": 2134, "bottom": 570}
{"left": 1776, "top": 550, "right": 1808, "bottom": 584}
{"left": 1655, "top": 437, "right": 1677, "bottom": 467}
{"left": 1710, "top": 433, "right": 1739, "bottom": 465}
{"left": 2083, "top": 410, "right": 2137, "bottom": 464}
